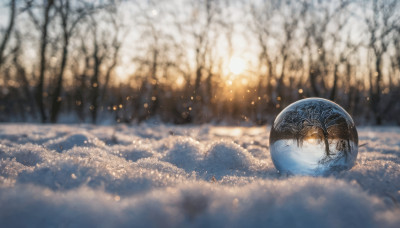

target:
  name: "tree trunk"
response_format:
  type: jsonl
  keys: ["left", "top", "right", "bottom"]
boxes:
{"left": 329, "top": 64, "right": 339, "bottom": 100}
{"left": 277, "top": 54, "right": 287, "bottom": 99}
{"left": 309, "top": 67, "right": 320, "bottom": 97}
{"left": 50, "top": 36, "right": 69, "bottom": 123}
{"left": 194, "top": 66, "right": 202, "bottom": 96}
{"left": 50, "top": 1, "right": 71, "bottom": 123}
{"left": 35, "top": 0, "right": 54, "bottom": 123}
{"left": 101, "top": 45, "right": 120, "bottom": 103}
{"left": 90, "top": 41, "right": 101, "bottom": 124}
{"left": 0, "top": 0, "right": 16, "bottom": 68}
{"left": 370, "top": 56, "right": 382, "bottom": 125}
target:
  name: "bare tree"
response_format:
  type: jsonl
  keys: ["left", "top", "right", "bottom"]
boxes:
{"left": 302, "top": 1, "right": 350, "bottom": 98}
{"left": 11, "top": 31, "right": 37, "bottom": 116}
{"left": 329, "top": 4, "right": 359, "bottom": 101}
{"left": 249, "top": 1, "right": 275, "bottom": 102}
{"left": 0, "top": 0, "right": 16, "bottom": 68}
{"left": 0, "top": 0, "right": 399, "bottom": 124}
{"left": 26, "top": 0, "right": 55, "bottom": 123}
{"left": 178, "top": 0, "right": 221, "bottom": 122}
{"left": 49, "top": 0, "right": 90, "bottom": 122}
{"left": 101, "top": 10, "right": 125, "bottom": 104}
{"left": 71, "top": 35, "right": 91, "bottom": 122}
{"left": 364, "top": 0, "right": 398, "bottom": 124}
{"left": 180, "top": 0, "right": 220, "bottom": 99}
{"left": 88, "top": 17, "right": 106, "bottom": 124}
{"left": 275, "top": 1, "right": 304, "bottom": 101}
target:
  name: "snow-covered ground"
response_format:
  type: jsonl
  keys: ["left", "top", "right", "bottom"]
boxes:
{"left": 0, "top": 124, "right": 399, "bottom": 227}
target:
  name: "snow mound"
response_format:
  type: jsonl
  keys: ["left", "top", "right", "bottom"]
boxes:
{"left": 45, "top": 132, "right": 105, "bottom": 152}
{"left": 203, "top": 141, "right": 254, "bottom": 176}
{"left": 0, "top": 143, "right": 44, "bottom": 166}
{"left": 162, "top": 137, "right": 203, "bottom": 171}
{"left": 112, "top": 142, "right": 155, "bottom": 162}
{"left": 0, "top": 124, "right": 399, "bottom": 227}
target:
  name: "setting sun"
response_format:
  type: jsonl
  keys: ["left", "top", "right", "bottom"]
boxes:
{"left": 228, "top": 56, "right": 246, "bottom": 75}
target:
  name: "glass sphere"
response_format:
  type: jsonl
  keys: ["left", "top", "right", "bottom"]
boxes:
{"left": 269, "top": 98, "right": 358, "bottom": 176}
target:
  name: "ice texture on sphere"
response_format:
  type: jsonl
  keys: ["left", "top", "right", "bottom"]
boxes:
{"left": 269, "top": 98, "right": 358, "bottom": 176}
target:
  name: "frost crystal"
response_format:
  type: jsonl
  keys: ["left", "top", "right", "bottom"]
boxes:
{"left": 269, "top": 98, "right": 358, "bottom": 175}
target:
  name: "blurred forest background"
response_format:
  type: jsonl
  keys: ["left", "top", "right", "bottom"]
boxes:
{"left": 0, "top": 0, "right": 399, "bottom": 125}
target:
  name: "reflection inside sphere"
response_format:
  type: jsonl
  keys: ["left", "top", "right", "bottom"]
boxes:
{"left": 269, "top": 98, "right": 358, "bottom": 176}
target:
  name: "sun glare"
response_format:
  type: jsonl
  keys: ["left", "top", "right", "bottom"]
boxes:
{"left": 176, "top": 77, "right": 184, "bottom": 87}
{"left": 115, "top": 66, "right": 129, "bottom": 83}
{"left": 228, "top": 56, "right": 246, "bottom": 75}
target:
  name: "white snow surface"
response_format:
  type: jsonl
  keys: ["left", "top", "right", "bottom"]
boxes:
{"left": 0, "top": 124, "right": 399, "bottom": 227}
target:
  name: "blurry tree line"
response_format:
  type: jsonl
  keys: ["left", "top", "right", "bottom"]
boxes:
{"left": 0, "top": 0, "right": 399, "bottom": 125}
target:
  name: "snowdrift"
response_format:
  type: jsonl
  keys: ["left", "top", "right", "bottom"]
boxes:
{"left": 0, "top": 124, "right": 399, "bottom": 227}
